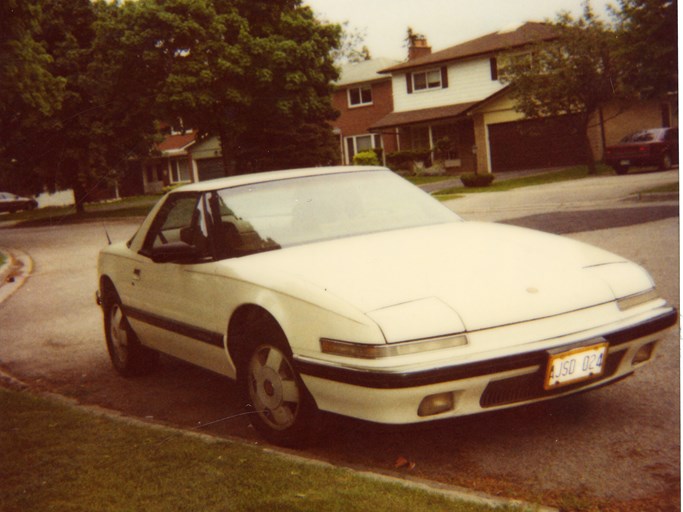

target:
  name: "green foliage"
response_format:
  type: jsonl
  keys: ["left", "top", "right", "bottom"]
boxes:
{"left": 460, "top": 173, "right": 495, "bottom": 188}
{"left": 0, "top": 389, "right": 515, "bottom": 512}
{"left": 1, "top": 0, "right": 342, "bottom": 199}
{"left": 500, "top": 5, "right": 617, "bottom": 173}
{"left": 353, "top": 150, "right": 380, "bottom": 166}
{"left": 610, "top": 0, "right": 677, "bottom": 97}
{"left": 385, "top": 149, "right": 433, "bottom": 171}
{"left": 501, "top": 6, "right": 615, "bottom": 121}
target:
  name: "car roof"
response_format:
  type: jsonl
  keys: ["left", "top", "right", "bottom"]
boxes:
{"left": 172, "top": 166, "right": 386, "bottom": 193}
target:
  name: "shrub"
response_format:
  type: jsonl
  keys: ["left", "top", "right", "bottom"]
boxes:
{"left": 460, "top": 172, "right": 495, "bottom": 187}
{"left": 353, "top": 150, "right": 380, "bottom": 166}
{"left": 385, "top": 149, "right": 432, "bottom": 171}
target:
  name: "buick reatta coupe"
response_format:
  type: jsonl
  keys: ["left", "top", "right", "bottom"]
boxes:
{"left": 97, "top": 166, "right": 676, "bottom": 445}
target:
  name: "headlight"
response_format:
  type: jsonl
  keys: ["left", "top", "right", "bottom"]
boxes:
{"left": 584, "top": 262, "right": 657, "bottom": 309}
{"left": 320, "top": 333, "right": 468, "bottom": 359}
{"left": 617, "top": 288, "right": 660, "bottom": 311}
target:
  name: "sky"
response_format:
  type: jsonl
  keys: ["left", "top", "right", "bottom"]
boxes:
{"left": 303, "top": 0, "right": 616, "bottom": 61}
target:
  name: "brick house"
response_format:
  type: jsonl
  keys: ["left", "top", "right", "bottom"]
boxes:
{"left": 371, "top": 22, "right": 677, "bottom": 174}
{"left": 331, "top": 58, "right": 400, "bottom": 165}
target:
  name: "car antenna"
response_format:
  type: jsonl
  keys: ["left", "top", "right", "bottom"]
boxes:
{"left": 103, "top": 223, "right": 112, "bottom": 245}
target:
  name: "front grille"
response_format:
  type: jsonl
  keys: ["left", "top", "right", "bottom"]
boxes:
{"left": 480, "top": 350, "right": 626, "bottom": 408}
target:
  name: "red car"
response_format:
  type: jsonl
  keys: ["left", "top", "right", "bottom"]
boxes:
{"left": 604, "top": 127, "right": 678, "bottom": 175}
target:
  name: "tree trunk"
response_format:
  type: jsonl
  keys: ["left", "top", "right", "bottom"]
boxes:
{"left": 217, "top": 116, "right": 237, "bottom": 177}
{"left": 71, "top": 175, "right": 87, "bottom": 214}
{"left": 581, "top": 116, "right": 597, "bottom": 175}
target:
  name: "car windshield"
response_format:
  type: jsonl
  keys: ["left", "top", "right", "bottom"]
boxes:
{"left": 620, "top": 129, "right": 664, "bottom": 143}
{"left": 212, "top": 169, "right": 461, "bottom": 250}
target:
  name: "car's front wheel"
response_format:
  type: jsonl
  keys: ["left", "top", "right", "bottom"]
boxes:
{"left": 103, "top": 289, "right": 158, "bottom": 376}
{"left": 242, "top": 334, "right": 319, "bottom": 447}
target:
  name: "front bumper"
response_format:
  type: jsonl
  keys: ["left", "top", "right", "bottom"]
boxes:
{"left": 296, "top": 308, "right": 677, "bottom": 424}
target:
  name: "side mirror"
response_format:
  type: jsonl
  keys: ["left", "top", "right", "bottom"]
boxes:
{"left": 150, "top": 241, "right": 201, "bottom": 263}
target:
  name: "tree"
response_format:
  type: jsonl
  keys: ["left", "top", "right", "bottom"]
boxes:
{"left": 330, "top": 22, "right": 370, "bottom": 63}
{"left": 102, "top": 0, "right": 341, "bottom": 176}
{"left": 500, "top": 3, "right": 617, "bottom": 174}
{"left": 611, "top": 0, "right": 677, "bottom": 98}
{"left": 0, "top": 0, "right": 65, "bottom": 194}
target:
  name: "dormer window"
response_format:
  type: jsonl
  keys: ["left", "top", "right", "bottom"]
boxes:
{"left": 406, "top": 67, "right": 449, "bottom": 93}
{"left": 413, "top": 69, "right": 442, "bottom": 91}
{"left": 348, "top": 85, "right": 373, "bottom": 107}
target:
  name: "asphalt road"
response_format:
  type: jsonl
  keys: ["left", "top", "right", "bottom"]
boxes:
{"left": 0, "top": 169, "right": 678, "bottom": 511}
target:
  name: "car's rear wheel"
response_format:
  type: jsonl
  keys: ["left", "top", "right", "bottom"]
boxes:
{"left": 614, "top": 164, "right": 628, "bottom": 175}
{"left": 241, "top": 328, "right": 318, "bottom": 447}
{"left": 103, "top": 289, "right": 158, "bottom": 376}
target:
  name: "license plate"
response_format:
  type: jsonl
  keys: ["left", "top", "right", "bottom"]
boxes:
{"left": 620, "top": 159, "right": 630, "bottom": 165}
{"left": 545, "top": 342, "right": 608, "bottom": 389}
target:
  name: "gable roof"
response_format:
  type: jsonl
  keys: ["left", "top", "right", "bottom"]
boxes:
{"left": 335, "top": 57, "right": 401, "bottom": 87}
{"left": 155, "top": 132, "right": 196, "bottom": 155}
{"left": 380, "top": 21, "right": 558, "bottom": 73}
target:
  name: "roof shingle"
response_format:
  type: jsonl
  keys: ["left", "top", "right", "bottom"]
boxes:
{"left": 380, "top": 21, "right": 558, "bottom": 73}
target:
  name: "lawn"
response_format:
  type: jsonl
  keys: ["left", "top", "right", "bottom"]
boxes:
{"left": 0, "top": 388, "right": 526, "bottom": 512}
{"left": 0, "top": 195, "right": 161, "bottom": 227}
{"left": 432, "top": 164, "right": 616, "bottom": 199}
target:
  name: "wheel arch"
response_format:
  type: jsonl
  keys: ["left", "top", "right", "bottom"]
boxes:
{"left": 227, "top": 304, "right": 287, "bottom": 374}
{"left": 99, "top": 275, "right": 118, "bottom": 303}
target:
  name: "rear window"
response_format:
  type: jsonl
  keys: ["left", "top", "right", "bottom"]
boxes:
{"left": 620, "top": 129, "right": 664, "bottom": 143}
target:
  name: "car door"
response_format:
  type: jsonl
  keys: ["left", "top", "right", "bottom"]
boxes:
{"left": 124, "top": 192, "right": 232, "bottom": 376}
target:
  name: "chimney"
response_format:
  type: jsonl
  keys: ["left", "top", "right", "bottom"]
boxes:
{"left": 408, "top": 35, "right": 431, "bottom": 60}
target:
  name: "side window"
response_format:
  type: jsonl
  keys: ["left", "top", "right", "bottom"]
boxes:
{"left": 142, "top": 194, "right": 212, "bottom": 260}
{"left": 348, "top": 85, "right": 372, "bottom": 107}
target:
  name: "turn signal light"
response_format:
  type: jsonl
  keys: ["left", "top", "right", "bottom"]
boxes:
{"left": 418, "top": 392, "right": 454, "bottom": 417}
{"left": 632, "top": 342, "right": 656, "bottom": 365}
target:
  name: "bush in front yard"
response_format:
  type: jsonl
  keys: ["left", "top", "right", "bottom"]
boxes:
{"left": 353, "top": 150, "right": 381, "bottom": 166}
{"left": 460, "top": 172, "right": 495, "bottom": 187}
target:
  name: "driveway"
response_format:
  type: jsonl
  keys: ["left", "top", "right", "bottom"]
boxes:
{"left": 0, "top": 169, "right": 678, "bottom": 511}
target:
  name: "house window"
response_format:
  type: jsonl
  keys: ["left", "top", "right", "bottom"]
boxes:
{"left": 413, "top": 69, "right": 442, "bottom": 91}
{"left": 345, "top": 134, "right": 382, "bottom": 164}
{"left": 348, "top": 85, "right": 372, "bottom": 107}
{"left": 169, "top": 158, "right": 191, "bottom": 183}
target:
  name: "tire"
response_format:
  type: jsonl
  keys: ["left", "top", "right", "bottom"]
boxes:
{"left": 103, "top": 289, "right": 158, "bottom": 377}
{"left": 660, "top": 153, "right": 672, "bottom": 171}
{"left": 614, "top": 164, "right": 628, "bottom": 175}
{"left": 241, "top": 329, "right": 319, "bottom": 447}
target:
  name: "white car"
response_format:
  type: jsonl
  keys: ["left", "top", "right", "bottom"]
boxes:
{"left": 97, "top": 166, "right": 676, "bottom": 446}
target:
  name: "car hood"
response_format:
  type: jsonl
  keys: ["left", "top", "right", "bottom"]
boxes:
{"left": 236, "top": 222, "right": 646, "bottom": 341}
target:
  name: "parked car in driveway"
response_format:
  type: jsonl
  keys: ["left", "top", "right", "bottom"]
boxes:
{"left": 604, "top": 127, "right": 678, "bottom": 174}
{"left": 96, "top": 166, "right": 677, "bottom": 446}
{"left": 0, "top": 192, "right": 38, "bottom": 213}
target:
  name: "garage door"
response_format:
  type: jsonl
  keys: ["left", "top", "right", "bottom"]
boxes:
{"left": 196, "top": 158, "right": 226, "bottom": 181}
{"left": 488, "top": 115, "right": 585, "bottom": 172}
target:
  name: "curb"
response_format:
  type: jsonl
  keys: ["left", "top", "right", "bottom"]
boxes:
{"left": 633, "top": 191, "right": 679, "bottom": 202}
{"left": 0, "top": 248, "right": 32, "bottom": 304}
{"left": 0, "top": 368, "right": 557, "bottom": 512}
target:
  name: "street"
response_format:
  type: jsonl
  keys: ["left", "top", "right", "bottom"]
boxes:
{"left": 0, "top": 170, "right": 678, "bottom": 510}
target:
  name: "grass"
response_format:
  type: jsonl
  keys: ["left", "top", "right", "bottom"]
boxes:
{"left": 404, "top": 175, "right": 454, "bottom": 186}
{"left": 0, "top": 195, "right": 160, "bottom": 227}
{"left": 433, "top": 164, "right": 615, "bottom": 198}
{"left": 638, "top": 182, "right": 679, "bottom": 194}
{"left": 0, "top": 388, "right": 526, "bottom": 512}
